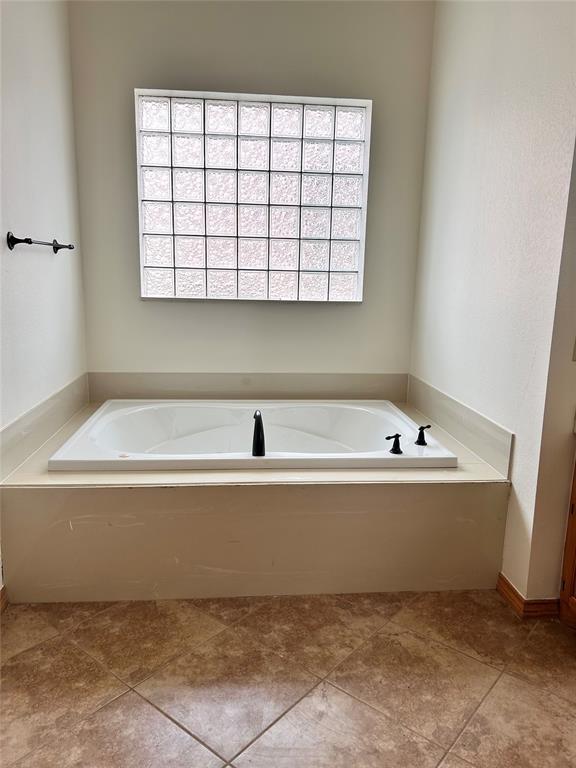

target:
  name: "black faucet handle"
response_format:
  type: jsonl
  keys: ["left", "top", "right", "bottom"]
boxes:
{"left": 252, "top": 410, "right": 265, "bottom": 456}
{"left": 415, "top": 425, "right": 431, "bottom": 446}
{"left": 386, "top": 433, "right": 403, "bottom": 455}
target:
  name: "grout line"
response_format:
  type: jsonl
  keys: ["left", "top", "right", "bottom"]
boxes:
{"left": 126, "top": 622, "right": 230, "bottom": 689}
{"left": 442, "top": 670, "right": 503, "bottom": 757}
{"left": 383, "top": 618, "right": 508, "bottom": 673}
{"left": 227, "top": 678, "right": 324, "bottom": 763}
{"left": 324, "top": 678, "right": 448, "bottom": 751}
{"left": 132, "top": 686, "right": 230, "bottom": 764}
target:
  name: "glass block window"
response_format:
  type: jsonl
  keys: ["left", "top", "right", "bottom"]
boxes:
{"left": 135, "top": 89, "right": 372, "bottom": 301}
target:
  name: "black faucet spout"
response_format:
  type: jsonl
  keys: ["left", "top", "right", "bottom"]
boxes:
{"left": 252, "top": 410, "right": 265, "bottom": 457}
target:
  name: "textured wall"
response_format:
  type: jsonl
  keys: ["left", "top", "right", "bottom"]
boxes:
{"left": 410, "top": 1, "right": 576, "bottom": 596}
{"left": 1, "top": 1, "right": 86, "bottom": 427}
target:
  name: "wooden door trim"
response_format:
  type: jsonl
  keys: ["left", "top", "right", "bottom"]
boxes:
{"left": 559, "top": 461, "right": 576, "bottom": 626}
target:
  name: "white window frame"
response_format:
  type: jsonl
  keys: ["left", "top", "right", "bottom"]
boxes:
{"left": 134, "top": 88, "right": 372, "bottom": 302}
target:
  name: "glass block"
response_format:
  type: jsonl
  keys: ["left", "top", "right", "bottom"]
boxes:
{"left": 143, "top": 235, "right": 173, "bottom": 266}
{"left": 302, "top": 140, "right": 333, "bottom": 173}
{"left": 142, "top": 201, "right": 172, "bottom": 233}
{"left": 175, "top": 236, "right": 205, "bottom": 268}
{"left": 238, "top": 138, "right": 269, "bottom": 170}
{"left": 140, "top": 97, "right": 170, "bottom": 131}
{"left": 238, "top": 205, "right": 268, "bottom": 237}
{"left": 334, "top": 141, "right": 364, "bottom": 173}
{"left": 301, "top": 207, "right": 331, "bottom": 239}
{"left": 141, "top": 133, "right": 170, "bottom": 166}
{"left": 335, "top": 106, "right": 365, "bottom": 140}
{"left": 205, "top": 100, "right": 237, "bottom": 134}
{"left": 269, "top": 271, "right": 298, "bottom": 301}
{"left": 329, "top": 272, "right": 358, "bottom": 301}
{"left": 207, "top": 237, "right": 237, "bottom": 268}
{"left": 304, "top": 105, "right": 335, "bottom": 139}
{"left": 171, "top": 99, "right": 203, "bottom": 133}
{"left": 269, "top": 239, "right": 299, "bottom": 270}
{"left": 172, "top": 134, "right": 204, "bottom": 167}
{"left": 142, "top": 167, "right": 171, "bottom": 200}
{"left": 206, "top": 170, "right": 237, "bottom": 203}
{"left": 143, "top": 268, "right": 174, "bottom": 297}
{"left": 271, "top": 104, "right": 303, "bottom": 137}
{"left": 333, "top": 175, "right": 362, "bottom": 207}
{"left": 299, "top": 272, "right": 328, "bottom": 301}
{"left": 301, "top": 174, "right": 332, "bottom": 206}
{"left": 205, "top": 136, "right": 236, "bottom": 168}
{"left": 207, "top": 269, "right": 237, "bottom": 299}
{"left": 238, "top": 238, "right": 268, "bottom": 269}
{"left": 330, "top": 240, "right": 359, "bottom": 271}
{"left": 332, "top": 208, "right": 361, "bottom": 239}
{"left": 238, "top": 171, "right": 268, "bottom": 204}
{"left": 270, "top": 172, "right": 300, "bottom": 205}
{"left": 239, "top": 102, "right": 270, "bottom": 136}
{"left": 271, "top": 139, "right": 301, "bottom": 172}
{"left": 270, "top": 206, "right": 299, "bottom": 238}
{"left": 173, "top": 202, "right": 204, "bottom": 235}
{"left": 173, "top": 169, "right": 204, "bottom": 202}
{"left": 238, "top": 270, "right": 267, "bottom": 300}
{"left": 206, "top": 204, "right": 236, "bottom": 236}
{"left": 300, "top": 241, "right": 329, "bottom": 271}
{"left": 176, "top": 269, "right": 206, "bottom": 298}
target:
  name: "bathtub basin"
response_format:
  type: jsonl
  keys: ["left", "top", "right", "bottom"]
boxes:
{"left": 48, "top": 400, "right": 458, "bottom": 470}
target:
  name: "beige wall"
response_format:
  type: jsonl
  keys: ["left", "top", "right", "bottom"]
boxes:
{"left": 410, "top": 1, "right": 576, "bottom": 597}
{"left": 68, "top": 0, "right": 435, "bottom": 374}
{"left": 1, "top": 1, "right": 86, "bottom": 429}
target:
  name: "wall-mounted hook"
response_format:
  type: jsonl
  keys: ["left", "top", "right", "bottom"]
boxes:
{"left": 7, "top": 231, "right": 75, "bottom": 254}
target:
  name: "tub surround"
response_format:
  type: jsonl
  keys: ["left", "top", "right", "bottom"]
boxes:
{"left": 0, "top": 374, "right": 89, "bottom": 481}
{"left": 408, "top": 376, "right": 514, "bottom": 477}
{"left": 2, "top": 481, "right": 508, "bottom": 603}
{"left": 2, "top": 402, "right": 505, "bottom": 488}
{"left": 88, "top": 372, "right": 408, "bottom": 403}
{"left": 1, "top": 400, "right": 509, "bottom": 602}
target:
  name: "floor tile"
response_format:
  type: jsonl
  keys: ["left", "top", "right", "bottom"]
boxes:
{"left": 137, "top": 627, "right": 317, "bottom": 760}
{"left": 32, "top": 602, "right": 117, "bottom": 633}
{"left": 0, "top": 635, "right": 126, "bottom": 766}
{"left": 453, "top": 674, "right": 576, "bottom": 768}
{"left": 337, "top": 591, "right": 417, "bottom": 619}
{"left": 329, "top": 622, "right": 499, "bottom": 747}
{"left": 14, "top": 691, "right": 224, "bottom": 768}
{"left": 1, "top": 605, "right": 59, "bottom": 662}
{"left": 69, "top": 600, "right": 225, "bottom": 685}
{"left": 393, "top": 590, "right": 531, "bottom": 667}
{"left": 191, "top": 596, "right": 272, "bottom": 625}
{"left": 233, "top": 681, "right": 444, "bottom": 768}
{"left": 235, "top": 594, "right": 388, "bottom": 676}
{"left": 505, "top": 619, "right": 576, "bottom": 703}
{"left": 439, "top": 756, "right": 475, "bottom": 767}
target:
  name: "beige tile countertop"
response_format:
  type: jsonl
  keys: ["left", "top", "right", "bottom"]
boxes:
{"left": 2, "top": 403, "right": 508, "bottom": 488}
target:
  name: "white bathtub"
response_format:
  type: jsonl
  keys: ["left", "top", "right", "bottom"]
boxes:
{"left": 48, "top": 400, "right": 458, "bottom": 470}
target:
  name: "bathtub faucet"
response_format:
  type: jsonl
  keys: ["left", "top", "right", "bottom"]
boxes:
{"left": 252, "top": 410, "right": 265, "bottom": 457}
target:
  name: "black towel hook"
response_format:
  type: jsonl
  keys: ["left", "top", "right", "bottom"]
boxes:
{"left": 7, "top": 231, "right": 75, "bottom": 254}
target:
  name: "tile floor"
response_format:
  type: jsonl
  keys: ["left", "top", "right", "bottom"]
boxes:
{"left": 1, "top": 591, "right": 575, "bottom": 767}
